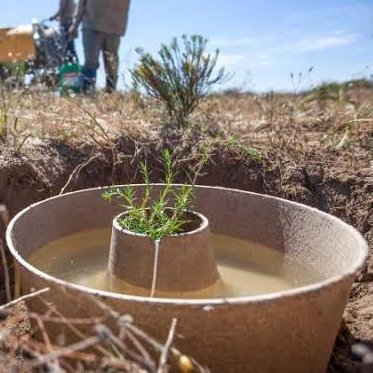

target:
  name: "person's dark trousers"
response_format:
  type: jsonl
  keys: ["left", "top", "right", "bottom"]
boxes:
{"left": 82, "top": 29, "right": 121, "bottom": 92}
{"left": 60, "top": 22, "right": 78, "bottom": 64}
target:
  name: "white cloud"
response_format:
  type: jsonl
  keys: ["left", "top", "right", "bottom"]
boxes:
{"left": 212, "top": 29, "right": 358, "bottom": 77}
{"left": 217, "top": 53, "right": 271, "bottom": 69}
{"left": 295, "top": 31, "right": 358, "bottom": 52}
{"left": 246, "top": 54, "right": 271, "bottom": 68}
{"left": 217, "top": 53, "right": 246, "bottom": 67}
{"left": 210, "top": 37, "right": 261, "bottom": 48}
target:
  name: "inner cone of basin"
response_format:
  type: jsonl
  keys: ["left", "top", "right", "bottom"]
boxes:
{"left": 108, "top": 211, "right": 220, "bottom": 292}
{"left": 6, "top": 185, "right": 367, "bottom": 373}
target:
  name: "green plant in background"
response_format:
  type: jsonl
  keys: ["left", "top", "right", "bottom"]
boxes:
{"left": 0, "top": 79, "right": 30, "bottom": 148}
{"left": 130, "top": 34, "right": 227, "bottom": 128}
{"left": 102, "top": 149, "right": 196, "bottom": 241}
{"left": 299, "top": 81, "right": 353, "bottom": 110}
{"left": 335, "top": 103, "right": 373, "bottom": 151}
{"left": 0, "top": 82, "right": 9, "bottom": 140}
{"left": 0, "top": 64, "right": 25, "bottom": 141}
{"left": 0, "top": 63, "right": 26, "bottom": 88}
{"left": 0, "top": 112, "right": 7, "bottom": 139}
{"left": 226, "top": 136, "right": 263, "bottom": 162}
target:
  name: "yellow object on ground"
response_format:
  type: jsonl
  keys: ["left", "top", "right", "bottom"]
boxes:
{"left": 0, "top": 25, "right": 35, "bottom": 64}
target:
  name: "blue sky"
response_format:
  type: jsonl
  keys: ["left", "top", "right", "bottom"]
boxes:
{"left": 2, "top": 0, "right": 372, "bottom": 92}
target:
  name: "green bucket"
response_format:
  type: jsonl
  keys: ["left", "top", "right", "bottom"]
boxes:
{"left": 58, "top": 63, "right": 83, "bottom": 95}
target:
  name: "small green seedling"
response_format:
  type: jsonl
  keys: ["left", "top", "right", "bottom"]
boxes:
{"left": 102, "top": 149, "right": 196, "bottom": 241}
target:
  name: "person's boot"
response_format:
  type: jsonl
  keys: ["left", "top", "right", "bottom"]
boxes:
{"left": 105, "top": 75, "right": 117, "bottom": 93}
{"left": 82, "top": 67, "right": 97, "bottom": 93}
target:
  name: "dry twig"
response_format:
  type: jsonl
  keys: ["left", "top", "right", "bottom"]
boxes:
{"left": 28, "top": 335, "right": 102, "bottom": 369}
{"left": 0, "top": 205, "right": 11, "bottom": 302}
{"left": 0, "top": 287, "right": 50, "bottom": 312}
{"left": 59, "top": 155, "right": 100, "bottom": 194}
{"left": 158, "top": 318, "right": 178, "bottom": 372}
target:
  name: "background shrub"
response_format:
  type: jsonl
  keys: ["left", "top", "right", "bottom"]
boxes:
{"left": 130, "top": 34, "right": 227, "bottom": 128}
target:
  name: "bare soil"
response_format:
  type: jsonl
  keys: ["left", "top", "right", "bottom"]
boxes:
{"left": 0, "top": 82, "right": 372, "bottom": 371}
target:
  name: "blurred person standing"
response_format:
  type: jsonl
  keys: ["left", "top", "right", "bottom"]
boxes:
{"left": 50, "top": 0, "right": 78, "bottom": 63}
{"left": 69, "top": 0, "right": 131, "bottom": 93}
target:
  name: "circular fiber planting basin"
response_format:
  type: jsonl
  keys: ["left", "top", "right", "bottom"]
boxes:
{"left": 6, "top": 185, "right": 367, "bottom": 373}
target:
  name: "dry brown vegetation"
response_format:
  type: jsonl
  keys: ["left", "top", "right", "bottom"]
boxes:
{"left": 0, "top": 79, "right": 372, "bottom": 372}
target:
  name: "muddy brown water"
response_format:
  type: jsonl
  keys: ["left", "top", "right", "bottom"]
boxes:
{"left": 28, "top": 228, "right": 323, "bottom": 299}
